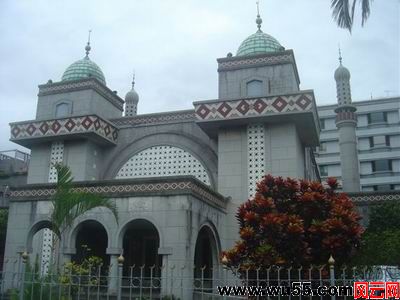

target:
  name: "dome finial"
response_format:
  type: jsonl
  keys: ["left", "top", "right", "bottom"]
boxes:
{"left": 256, "top": 1, "right": 263, "bottom": 32}
{"left": 132, "top": 70, "right": 135, "bottom": 88}
{"left": 85, "top": 30, "right": 92, "bottom": 57}
{"left": 338, "top": 44, "right": 343, "bottom": 65}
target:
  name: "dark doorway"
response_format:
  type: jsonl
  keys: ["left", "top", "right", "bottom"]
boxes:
{"left": 73, "top": 220, "right": 109, "bottom": 268}
{"left": 122, "top": 219, "right": 161, "bottom": 278}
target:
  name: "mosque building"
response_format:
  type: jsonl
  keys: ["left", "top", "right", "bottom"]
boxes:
{"left": 3, "top": 8, "right": 399, "bottom": 298}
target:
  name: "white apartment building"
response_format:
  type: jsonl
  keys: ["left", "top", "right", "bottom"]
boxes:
{"left": 316, "top": 96, "right": 400, "bottom": 191}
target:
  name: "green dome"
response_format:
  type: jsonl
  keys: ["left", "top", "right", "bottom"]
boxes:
{"left": 237, "top": 30, "right": 283, "bottom": 56}
{"left": 62, "top": 56, "right": 106, "bottom": 85}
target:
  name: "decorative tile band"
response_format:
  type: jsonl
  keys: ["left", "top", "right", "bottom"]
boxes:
{"left": 112, "top": 110, "right": 195, "bottom": 126}
{"left": 218, "top": 54, "right": 292, "bottom": 71}
{"left": 38, "top": 79, "right": 124, "bottom": 110}
{"left": 349, "top": 192, "right": 400, "bottom": 203}
{"left": 10, "top": 115, "right": 118, "bottom": 144}
{"left": 194, "top": 93, "right": 314, "bottom": 121}
{"left": 8, "top": 179, "right": 227, "bottom": 210}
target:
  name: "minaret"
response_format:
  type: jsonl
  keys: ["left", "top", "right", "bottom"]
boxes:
{"left": 124, "top": 73, "right": 139, "bottom": 117}
{"left": 334, "top": 49, "right": 360, "bottom": 192}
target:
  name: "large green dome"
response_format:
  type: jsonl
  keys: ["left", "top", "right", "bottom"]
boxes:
{"left": 62, "top": 56, "right": 106, "bottom": 85}
{"left": 237, "top": 31, "right": 283, "bottom": 56}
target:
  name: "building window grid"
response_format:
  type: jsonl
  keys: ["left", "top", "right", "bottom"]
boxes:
{"left": 369, "top": 135, "right": 390, "bottom": 148}
{"left": 116, "top": 145, "right": 210, "bottom": 185}
{"left": 319, "top": 165, "right": 328, "bottom": 177}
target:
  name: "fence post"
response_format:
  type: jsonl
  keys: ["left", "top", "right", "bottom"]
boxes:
{"left": 117, "top": 254, "right": 124, "bottom": 300}
{"left": 19, "top": 251, "right": 28, "bottom": 300}
{"left": 328, "top": 254, "right": 336, "bottom": 300}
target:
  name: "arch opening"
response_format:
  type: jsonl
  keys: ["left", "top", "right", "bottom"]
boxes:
{"left": 122, "top": 219, "right": 161, "bottom": 278}
{"left": 194, "top": 226, "right": 218, "bottom": 290}
{"left": 72, "top": 220, "right": 109, "bottom": 268}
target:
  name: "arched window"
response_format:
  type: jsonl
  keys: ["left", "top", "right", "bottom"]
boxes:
{"left": 246, "top": 80, "right": 263, "bottom": 97}
{"left": 55, "top": 103, "right": 70, "bottom": 118}
{"left": 115, "top": 145, "right": 210, "bottom": 185}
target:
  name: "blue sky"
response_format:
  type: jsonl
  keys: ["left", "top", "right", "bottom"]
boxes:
{"left": 0, "top": 0, "right": 399, "bottom": 151}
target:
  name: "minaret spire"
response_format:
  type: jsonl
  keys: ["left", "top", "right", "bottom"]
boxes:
{"left": 132, "top": 71, "right": 135, "bottom": 89}
{"left": 338, "top": 45, "right": 343, "bottom": 65}
{"left": 85, "top": 30, "right": 92, "bottom": 57}
{"left": 256, "top": 1, "right": 263, "bottom": 32}
{"left": 124, "top": 71, "right": 139, "bottom": 117}
{"left": 334, "top": 48, "right": 360, "bottom": 192}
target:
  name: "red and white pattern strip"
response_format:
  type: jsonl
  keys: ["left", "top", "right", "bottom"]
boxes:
{"left": 10, "top": 115, "right": 118, "bottom": 143}
{"left": 195, "top": 93, "right": 313, "bottom": 121}
{"left": 8, "top": 180, "right": 227, "bottom": 209}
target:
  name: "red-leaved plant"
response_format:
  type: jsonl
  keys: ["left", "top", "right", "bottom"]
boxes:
{"left": 221, "top": 175, "right": 363, "bottom": 269}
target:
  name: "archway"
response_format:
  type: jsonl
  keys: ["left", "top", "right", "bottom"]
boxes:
{"left": 72, "top": 220, "right": 109, "bottom": 268}
{"left": 27, "top": 220, "right": 58, "bottom": 275}
{"left": 122, "top": 219, "right": 161, "bottom": 278}
{"left": 194, "top": 225, "right": 219, "bottom": 290}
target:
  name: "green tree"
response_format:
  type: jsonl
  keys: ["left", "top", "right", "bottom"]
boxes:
{"left": 50, "top": 164, "right": 118, "bottom": 237}
{"left": 331, "top": 0, "right": 372, "bottom": 32}
{"left": 353, "top": 201, "right": 400, "bottom": 266}
{"left": 221, "top": 176, "right": 363, "bottom": 270}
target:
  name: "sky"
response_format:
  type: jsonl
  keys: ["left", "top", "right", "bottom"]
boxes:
{"left": 0, "top": 0, "right": 399, "bottom": 152}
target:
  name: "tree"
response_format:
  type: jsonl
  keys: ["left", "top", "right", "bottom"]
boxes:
{"left": 50, "top": 164, "right": 118, "bottom": 237}
{"left": 352, "top": 201, "right": 400, "bottom": 266}
{"left": 331, "top": 0, "right": 372, "bottom": 32}
{"left": 221, "top": 175, "right": 363, "bottom": 270}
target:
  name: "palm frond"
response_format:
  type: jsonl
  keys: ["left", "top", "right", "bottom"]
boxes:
{"left": 50, "top": 164, "right": 118, "bottom": 235}
{"left": 331, "top": 0, "right": 353, "bottom": 32}
{"left": 331, "top": 0, "right": 372, "bottom": 32}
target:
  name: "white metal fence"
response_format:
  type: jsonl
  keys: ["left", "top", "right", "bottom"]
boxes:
{"left": 1, "top": 259, "right": 399, "bottom": 300}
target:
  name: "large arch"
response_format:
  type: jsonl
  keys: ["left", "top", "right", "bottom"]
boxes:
{"left": 26, "top": 219, "right": 56, "bottom": 253}
{"left": 102, "top": 131, "right": 218, "bottom": 188}
{"left": 193, "top": 222, "right": 221, "bottom": 290}
{"left": 118, "top": 218, "right": 162, "bottom": 277}
{"left": 71, "top": 220, "right": 109, "bottom": 267}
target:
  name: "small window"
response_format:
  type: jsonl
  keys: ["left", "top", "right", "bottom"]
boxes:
{"left": 246, "top": 80, "right": 263, "bottom": 97}
{"left": 320, "top": 119, "right": 325, "bottom": 130}
{"left": 369, "top": 135, "right": 390, "bottom": 148}
{"left": 319, "top": 165, "right": 328, "bottom": 177}
{"left": 319, "top": 142, "right": 326, "bottom": 152}
{"left": 367, "top": 112, "right": 387, "bottom": 124}
{"left": 55, "top": 103, "right": 70, "bottom": 118}
{"left": 373, "top": 185, "right": 394, "bottom": 191}
{"left": 371, "top": 159, "right": 392, "bottom": 172}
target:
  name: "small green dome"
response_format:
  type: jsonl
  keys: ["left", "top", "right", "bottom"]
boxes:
{"left": 237, "top": 30, "right": 283, "bottom": 56}
{"left": 62, "top": 56, "right": 106, "bottom": 85}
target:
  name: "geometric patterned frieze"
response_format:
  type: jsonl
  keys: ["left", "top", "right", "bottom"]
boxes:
{"left": 195, "top": 92, "right": 314, "bottom": 121}
{"left": 10, "top": 115, "right": 118, "bottom": 144}
{"left": 218, "top": 53, "right": 292, "bottom": 72}
{"left": 112, "top": 110, "right": 195, "bottom": 127}
{"left": 8, "top": 178, "right": 227, "bottom": 210}
{"left": 116, "top": 145, "right": 210, "bottom": 185}
{"left": 38, "top": 78, "right": 124, "bottom": 110}
{"left": 349, "top": 191, "right": 400, "bottom": 204}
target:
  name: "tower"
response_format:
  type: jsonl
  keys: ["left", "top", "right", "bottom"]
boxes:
{"left": 124, "top": 74, "right": 139, "bottom": 116}
{"left": 334, "top": 50, "right": 361, "bottom": 192}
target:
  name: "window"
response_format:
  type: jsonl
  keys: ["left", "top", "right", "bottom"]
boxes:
{"left": 319, "top": 165, "right": 328, "bottom": 177}
{"left": 371, "top": 159, "right": 392, "bottom": 172}
{"left": 367, "top": 112, "right": 387, "bottom": 124}
{"left": 55, "top": 103, "right": 70, "bottom": 118}
{"left": 369, "top": 135, "right": 390, "bottom": 148}
{"left": 373, "top": 185, "right": 394, "bottom": 191}
{"left": 320, "top": 119, "right": 325, "bottom": 130}
{"left": 246, "top": 80, "right": 263, "bottom": 97}
{"left": 319, "top": 142, "right": 326, "bottom": 152}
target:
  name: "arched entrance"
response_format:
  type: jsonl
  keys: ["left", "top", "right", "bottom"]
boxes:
{"left": 72, "top": 220, "right": 109, "bottom": 268}
{"left": 194, "top": 226, "right": 219, "bottom": 290}
{"left": 122, "top": 219, "right": 161, "bottom": 278}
